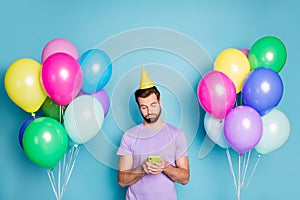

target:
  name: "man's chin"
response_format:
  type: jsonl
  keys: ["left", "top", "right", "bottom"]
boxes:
{"left": 143, "top": 117, "right": 156, "bottom": 124}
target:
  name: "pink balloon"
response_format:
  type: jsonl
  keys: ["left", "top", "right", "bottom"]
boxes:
{"left": 41, "top": 53, "right": 83, "bottom": 106}
{"left": 197, "top": 71, "right": 236, "bottom": 119}
{"left": 224, "top": 106, "right": 263, "bottom": 154}
{"left": 240, "top": 48, "right": 250, "bottom": 57}
{"left": 42, "top": 38, "right": 79, "bottom": 62}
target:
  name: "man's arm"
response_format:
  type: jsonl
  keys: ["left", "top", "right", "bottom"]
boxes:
{"left": 147, "top": 156, "right": 190, "bottom": 185}
{"left": 118, "top": 155, "right": 146, "bottom": 187}
{"left": 163, "top": 156, "right": 190, "bottom": 185}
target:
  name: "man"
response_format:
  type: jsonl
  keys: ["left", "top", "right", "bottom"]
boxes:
{"left": 117, "top": 67, "right": 190, "bottom": 200}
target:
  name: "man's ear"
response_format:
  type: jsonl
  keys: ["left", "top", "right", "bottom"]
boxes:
{"left": 159, "top": 99, "right": 162, "bottom": 105}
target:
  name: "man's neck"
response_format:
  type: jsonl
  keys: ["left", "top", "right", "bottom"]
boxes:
{"left": 143, "top": 118, "right": 165, "bottom": 130}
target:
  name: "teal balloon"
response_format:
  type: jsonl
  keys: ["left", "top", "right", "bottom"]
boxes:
{"left": 63, "top": 95, "right": 104, "bottom": 144}
{"left": 23, "top": 117, "right": 68, "bottom": 169}
{"left": 248, "top": 36, "right": 287, "bottom": 72}
{"left": 79, "top": 49, "right": 112, "bottom": 94}
{"left": 255, "top": 109, "right": 290, "bottom": 155}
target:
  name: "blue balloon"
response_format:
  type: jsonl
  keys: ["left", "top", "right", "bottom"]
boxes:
{"left": 79, "top": 49, "right": 112, "bottom": 94}
{"left": 19, "top": 116, "right": 41, "bottom": 149}
{"left": 242, "top": 67, "right": 283, "bottom": 116}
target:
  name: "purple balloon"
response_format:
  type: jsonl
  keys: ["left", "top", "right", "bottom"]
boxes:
{"left": 242, "top": 67, "right": 283, "bottom": 116}
{"left": 93, "top": 89, "right": 110, "bottom": 116}
{"left": 224, "top": 106, "right": 263, "bottom": 154}
{"left": 78, "top": 89, "right": 110, "bottom": 116}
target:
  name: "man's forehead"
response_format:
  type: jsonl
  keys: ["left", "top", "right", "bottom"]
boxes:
{"left": 138, "top": 94, "right": 159, "bottom": 104}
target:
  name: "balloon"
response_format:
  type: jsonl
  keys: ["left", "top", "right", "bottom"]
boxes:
{"left": 240, "top": 48, "right": 250, "bottom": 57}
{"left": 197, "top": 71, "right": 236, "bottom": 119}
{"left": 242, "top": 67, "right": 283, "bottom": 116}
{"left": 204, "top": 113, "right": 228, "bottom": 148}
{"left": 255, "top": 109, "right": 290, "bottom": 155}
{"left": 42, "top": 38, "right": 79, "bottom": 62}
{"left": 93, "top": 89, "right": 110, "bottom": 116}
{"left": 224, "top": 106, "right": 263, "bottom": 154}
{"left": 214, "top": 48, "right": 250, "bottom": 93}
{"left": 40, "top": 97, "right": 63, "bottom": 121}
{"left": 19, "top": 116, "right": 41, "bottom": 149}
{"left": 63, "top": 95, "right": 104, "bottom": 144}
{"left": 4, "top": 58, "right": 47, "bottom": 113}
{"left": 79, "top": 49, "right": 112, "bottom": 94}
{"left": 79, "top": 89, "right": 110, "bottom": 116}
{"left": 41, "top": 52, "right": 83, "bottom": 106}
{"left": 248, "top": 36, "right": 287, "bottom": 72}
{"left": 22, "top": 117, "right": 68, "bottom": 169}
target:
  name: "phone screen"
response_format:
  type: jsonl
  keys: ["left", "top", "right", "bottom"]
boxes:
{"left": 148, "top": 156, "right": 161, "bottom": 162}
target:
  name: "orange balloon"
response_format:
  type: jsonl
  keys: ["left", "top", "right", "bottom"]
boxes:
{"left": 4, "top": 58, "right": 47, "bottom": 113}
{"left": 214, "top": 48, "right": 250, "bottom": 93}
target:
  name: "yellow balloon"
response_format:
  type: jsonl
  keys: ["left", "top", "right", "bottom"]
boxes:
{"left": 214, "top": 48, "right": 250, "bottom": 93}
{"left": 4, "top": 58, "right": 47, "bottom": 113}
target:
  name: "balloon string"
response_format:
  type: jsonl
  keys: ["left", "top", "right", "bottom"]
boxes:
{"left": 47, "top": 169, "right": 58, "bottom": 199}
{"left": 46, "top": 145, "right": 80, "bottom": 200}
{"left": 237, "top": 154, "right": 241, "bottom": 200}
{"left": 62, "top": 151, "right": 67, "bottom": 175}
{"left": 241, "top": 150, "right": 251, "bottom": 188}
{"left": 239, "top": 92, "right": 243, "bottom": 106}
{"left": 61, "top": 145, "right": 80, "bottom": 195}
{"left": 31, "top": 112, "right": 36, "bottom": 118}
{"left": 59, "top": 105, "right": 63, "bottom": 123}
{"left": 58, "top": 159, "right": 62, "bottom": 199}
{"left": 245, "top": 154, "right": 261, "bottom": 190}
{"left": 226, "top": 149, "right": 237, "bottom": 192}
{"left": 64, "top": 145, "right": 76, "bottom": 178}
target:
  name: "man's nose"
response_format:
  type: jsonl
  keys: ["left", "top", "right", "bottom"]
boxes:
{"left": 147, "top": 107, "right": 153, "bottom": 115}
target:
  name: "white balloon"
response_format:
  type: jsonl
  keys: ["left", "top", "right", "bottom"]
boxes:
{"left": 255, "top": 108, "right": 290, "bottom": 155}
{"left": 204, "top": 112, "right": 228, "bottom": 148}
{"left": 63, "top": 95, "right": 104, "bottom": 144}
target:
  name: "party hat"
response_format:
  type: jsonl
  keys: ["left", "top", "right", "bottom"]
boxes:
{"left": 139, "top": 67, "right": 154, "bottom": 89}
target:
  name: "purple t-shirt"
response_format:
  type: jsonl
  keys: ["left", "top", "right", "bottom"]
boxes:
{"left": 117, "top": 123, "right": 188, "bottom": 200}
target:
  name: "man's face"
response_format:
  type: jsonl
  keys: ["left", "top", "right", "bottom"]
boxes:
{"left": 138, "top": 93, "right": 161, "bottom": 124}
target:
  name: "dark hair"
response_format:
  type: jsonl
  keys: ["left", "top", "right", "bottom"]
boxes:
{"left": 134, "top": 86, "right": 160, "bottom": 104}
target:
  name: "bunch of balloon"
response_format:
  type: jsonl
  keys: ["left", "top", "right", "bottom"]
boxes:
{"left": 5, "top": 39, "right": 82, "bottom": 199}
{"left": 198, "top": 36, "right": 289, "bottom": 200}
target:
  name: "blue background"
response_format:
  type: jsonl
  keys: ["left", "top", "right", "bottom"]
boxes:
{"left": 1, "top": 0, "right": 299, "bottom": 199}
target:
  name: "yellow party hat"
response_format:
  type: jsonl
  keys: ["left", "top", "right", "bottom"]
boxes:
{"left": 139, "top": 67, "right": 154, "bottom": 89}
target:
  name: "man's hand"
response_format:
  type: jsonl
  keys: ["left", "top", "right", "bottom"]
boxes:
{"left": 142, "top": 156, "right": 190, "bottom": 185}
{"left": 143, "top": 156, "right": 169, "bottom": 175}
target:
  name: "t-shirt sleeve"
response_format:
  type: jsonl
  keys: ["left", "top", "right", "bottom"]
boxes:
{"left": 117, "top": 133, "right": 132, "bottom": 156}
{"left": 175, "top": 130, "right": 188, "bottom": 158}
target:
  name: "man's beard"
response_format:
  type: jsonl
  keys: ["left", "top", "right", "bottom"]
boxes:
{"left": 142, "top": 108, "right": 161, "bottom": 124}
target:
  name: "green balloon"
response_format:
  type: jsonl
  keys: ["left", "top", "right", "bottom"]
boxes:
{"left": 23, "top": 117, "right": 68, "bottom": 169}
{"left": 41, "top": 97, "right": 62, "bottom": 121}
{"left": 248, "top": 36, "right": 287, "bottom": 72}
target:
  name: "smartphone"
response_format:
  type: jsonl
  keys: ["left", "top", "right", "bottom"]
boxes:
{"left": 148, "top": 156, "right": 161, "bottom": 163}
